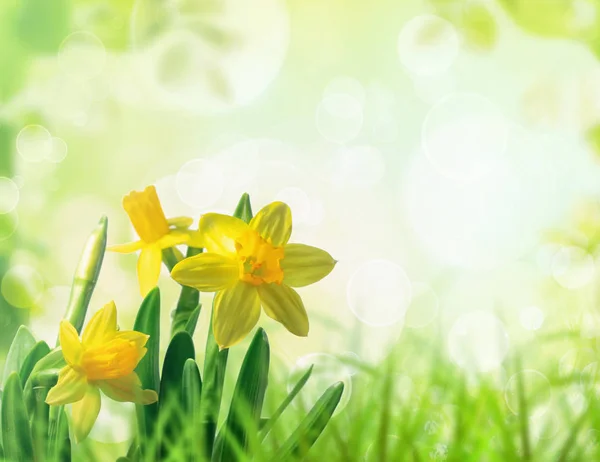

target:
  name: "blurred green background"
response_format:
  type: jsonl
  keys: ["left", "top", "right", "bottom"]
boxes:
{"left": 3, "top": 0, "right": 600, "bottom": 459}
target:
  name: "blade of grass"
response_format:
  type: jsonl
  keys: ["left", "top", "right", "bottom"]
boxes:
{"left": 2, "top": 325, "right": 36, "bottom": 386}
{"left": 19, "top": 340, "right": 50, "bottom": 388}
{"left": 1, "top": 373, "right": 34, "bottom": 462}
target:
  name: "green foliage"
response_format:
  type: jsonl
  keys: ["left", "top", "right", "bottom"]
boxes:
{"left": 1, "top": 373, "right": 34, "bottom": 462}
{"left": 2, "top": 326, "right": 36, "bottom": 386}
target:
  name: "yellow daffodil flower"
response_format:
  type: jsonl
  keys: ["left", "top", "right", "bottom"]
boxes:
{"left": 171, "top": 201, "right": 336, "bottom": 349}
{"left": 109, "top": 185, "right": 198, "bottom": 296}
{"left": 46, "top": 301, "right": 158, "bottom": 442}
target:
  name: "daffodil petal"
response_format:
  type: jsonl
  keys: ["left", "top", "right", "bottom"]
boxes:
{"left": 250, "top": 202, "right": 292, "bottom": 246}
{"left": 82, "top": 301, "right": 117, "bottom": 348}
{"left": 107, "top": 241, "right": 145, "bottom": 254}
{"left": 137, "top": 246, "right": 162, "bottom": 297}
{"left": 213, "top": 282, "right": 261, "bottom": 349}
{"left": 282, "top": 244, "right": 337, "bottom": 287}
{"left": 46, "top": 366, "right": 87, "bottom": 405}
{"left": 171, "top": 253, "right": 238, "bottom": 291}
{"left": 72, "top": 386, "right": 101, "bottom": 442}
{"left": 114, "top": 331, "right": 149, "bottom": 351}
{"left": 99, "top": 372, "right": 158, "bottom": 404}
{"left": 59, "top": 321, "right": 82, "bottom": 365}
{"left": 199, "top": 213, "right": 249, "bottom": 256}
{"left": 157, "top": 230, "right": 190, "bottom": 249}
{"left": 168, "top": 216, "right": 194, "bottom": 228}
{"left": 257, "top": 283, "right": 309, "bottom": 337}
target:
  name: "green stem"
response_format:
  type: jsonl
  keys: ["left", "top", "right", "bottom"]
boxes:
{"left": 171, "top": 246, "right": 203, "bottom": 336}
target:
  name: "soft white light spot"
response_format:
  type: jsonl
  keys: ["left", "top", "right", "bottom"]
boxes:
{"left": 397, "top": 15, "right": 459, "bottom": 76}
{"left": 422, "top": 93, "right": 508, "bottom": 182}
{"left": 288, "top": 353, "right": 352, "bottom": 415}
{"left": 17, "top": 125, "right": 53, "bottom": 163}
{"left": 571, "top": 0, "right": 596, "bottom": 31}
{"left": 275, "top": 187, "right": 311, "bottom": 225}
{"left": 347, "top": 259, "right": 412, "bottom": 327}
{"left": 536, "top": 244, "right": 561, "bottom": 275}
{"left": 330, "top": 145, "right": 386, "bottom": 188}
{"left": 413, "top": 74, "right": 457, "bottom": 105}
{"left": 505, "top": 370, "right": 551, "bottom": 418}
{"left": 519, "top": 306, "right": 544, "bottom": 331}
{"left": 0, "top": 178, "right": 19, "bottom": 214}
{"left": 324, "top": 76, "right": 366, "bottom": 105}
{"left": 1, "top": 265, "right": 44, "bottom": 309}
{"left": 176, "top": 159, "right": 224, "bottom": 210}
{"left": 552, "top": 246, "right": 595, "bottom": 289}
{"left": 59, "top": 31, "right": 107, "bottom": 81}
{"left": 530, "top": 411, "right": 559, "bottom": 440}
{"left": 47, "top": 137, "right": 68, "bottom": 163}
{"left": 405, "top": 282, "right": 439, "bottom": 328}
{"left": 88, "top": 398, "right": 134, "bottom": 444}
{"left": 559, "top": 348, "right": 596, "bottom": 378}
{"left": 448, "top": 311, "right": 509, "bottom": 372}
{"left": 31, "top": 286, "right": 71, "bottom": 345}
{"left": 370, "top": 116, "right": 399, "bottom": 143}
{"left": 316, "top": 94, "right": 363, "bottom": 144}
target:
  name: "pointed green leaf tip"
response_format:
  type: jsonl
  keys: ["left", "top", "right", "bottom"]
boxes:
{"left": 2, "top": 325, "right": 36, "bottom": 387}
{"left": 63, "top": 216, "right": 108, "bottom": 335}
{"left": 1, "top": 373, "right": 34, "bottom": 462}
{"left": 234, "top": 193, "right": 253, "bottom": 224}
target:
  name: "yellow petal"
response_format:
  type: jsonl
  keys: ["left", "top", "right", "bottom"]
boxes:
{"left": 98, "top": 372, "right": 158, "bottom": 404}
{"left": 82, "top": 301, "right": 117, "bottom": 348}
{"left": 114, "top": 331, "right": 149, "bottom": 351}
{"left": 257, "top": 283, "right": 309, "bottom": 337}
{"left": 213, "top": 281, "right": 261, "bottom": 349}
{"left": 59, "top": 321, "right": 82, "bottom": 366}
{"left": 71, "top": 386, "right": 101, "bottom": 443}
{"left": 167, "top": 216, "right": 194, "bottom": 228}
{"left": 137, "top": 246, "right": 162, "bottom": 297}
{"left": 123, "top": 185, "right": 170, "bottom": 243}
{"left": 81, "top": 337, "right": 142, "bottom": 381}
{"left": 157, "top": 230, "right": 190, "bottom": 249}
{"left": 282, "top": 244, "right": 337, "bottom": 287}
{"left": 171, "top": 253, "right": 238, "bottom": 291}
{"left": 199, "top": 213, "right": 249, "bottom": 256}
{"left": 250, "top": 202, "right": 292, "bottom": 246}
{"left": 107, "top": 241, "right": 145, "bottom": 254}
{"left": 46, "top": 366, "right": 87, "bottom": 405}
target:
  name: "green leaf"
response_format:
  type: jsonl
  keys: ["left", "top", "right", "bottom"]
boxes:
{"left": 172, "top": 246, "right": 203, "bottom": 336}
{"left": 259, "top": 365, "right": 314, "bottom": 440}
{"left": 184, "top": 304, "right": 202, "bottom": 337}
{"left": 159, "top": 331, "right": 195, "bottom": 457}
{"left": 133, "top": 287, "right": 161, "bottom": 444}
{"left": 1, "top": 373, "right": 34, "bottom": 462}
{"left": 3, "top": 325, "right": 36, "bottom": 386}
{"left": 270, "top": 382, "right": 344, "bottom": 460}
{"left": 63, "top": 216, "right": 108, "bottom": 336}
{"left": 30, "top": 386, "right": 50, "bottom": 462}
{"left": 19, "top": 340, "right": 50, "bottom": 388}
{"left": 182, "top": 358, "right": 202, "bottom": 459}
{"left": 214, "top": 329, "right": 269, "bottom": 462}
{"left": 48, "top": 409, "right": 70, "bottom": 462}
{"left": 201, "top": 193, "right": 253, "bottom": 458}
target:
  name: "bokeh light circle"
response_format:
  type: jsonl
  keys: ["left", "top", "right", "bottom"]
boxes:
{"left": 0, "top": 178, "right": 19, "bottom": 214}
{"left": 275, "top": 187, "right": 311, "bottom": 225}
{"left": 287, "top": 353, "right": 352, "bottom": 415}
{"left": 530, "top": 411, "right": 560, "bottom": 440}
{"left": 47, "top": 137, "right": 68, "bottom": 163}
{"left": 175, "top": 159, "right": 225, "bottom": 209}
{"left": 404, "top": 282, "right": 439, "bottom": 328}
{"left": 347, "top": 259, "right": 412, "bottom": 327}
{"left": 16, "top": 125, "right": 53, "bottom": 163}
{"left": 422, "top": 93, "right": 508, "bottom": 182}
{"left": 551, "top": 246, "right": 595, "bottom": 289}
{"left": 1, "top": 265, "right": 44, "bottom": 309}
{"left": 519, "top": 306, "right": 545, "bottom": 331}
{"left": 330, "top": 146, "right": 386, "bottom": 188}
{"left": 448, "top": 311, "right": 509, "bottom": 372}
{"left": 505, "top": 370, "right": 551, "bottom": 418}
{"left": 0, "top": 212, "right": 18, "bottom": 242}
{"left": 59, "top": 31, "right": 107, "bottom": 81}
{"left": 316, "top": 94, "right": 364, "bottom": 144}
{"left": 31, "top": 286, "right": 71, "bottom": 345}
{"left": 397, "top": 15, "right": 459, "bottom": 76}
{"left": 324, "top": 76, "right": 366, "bottom": 105}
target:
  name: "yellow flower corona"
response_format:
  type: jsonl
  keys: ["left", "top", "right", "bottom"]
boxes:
{"left": 171, "top": 201, "right": 336, "bottom": 349}
{"left": 46, "top": 301, "right": 158, "bottom": 442}
{"left": 108, "top": 185, "right": 198, "bottom": 296}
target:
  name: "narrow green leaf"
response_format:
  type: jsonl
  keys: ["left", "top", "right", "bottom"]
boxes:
{"left": 1, "top": 372, "right": 34, "bottom": 462}
{"left": 214, "top": 328, "right": 270, "bottom": 462}
{"left": 184, "top": 304, "right": 202, "bottom": 337}
{"left": 201, "top": 193, "right": 253, "bottom": 458}
{"left": 19, "top": 340, "right": 50, "bottom": 388}
{"left": 259, "top": 365, "right": 314, "bottom": 440}
{"left": 159, "top": 331, "right": 195, "bottom": 457}
{"left": 182, "top": 358, "right": 203, "bottom": 461}
{"left": 2, "top": 325, "right": 36, "bottom": 386}
{"left": 270, "top": 382, "right": 344, "bottom": 460}
{"left": 62, "top": 216, "right": 107, "bottom": 335}
{"left": 30, "top": 386, "right": 49, "bottom": 462}
{"left": 172, "top": 247, "right": 203, "bottom": 336}
{"left": 133, "top": 287, "right": 161, "bottom": 444}
{"left": 49, "top": 409, "right": 70, "bottom": 462}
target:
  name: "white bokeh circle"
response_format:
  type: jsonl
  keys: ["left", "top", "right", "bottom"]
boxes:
{"left": 404, "top": 282, "right": 439, "bottom": 329}
{"left": 316, "top": 94, "right": 364, "bottom": 144}
{"left": 59, "top": 31, "right": 107, "bottom": 81}
{"left": 176, "top": 159, "right": 225, "bottom": 210}
{"left": 505, "top": 370, "right": 552, "bottom": 418}
{"left": 551, "top": 246, "right": 595, "bottom": 289}
{"left": 0, "top": 177, "right": 19, "bottom": 214}
{"left": 17, "top": 125, "right": 53, "bottom": 163}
